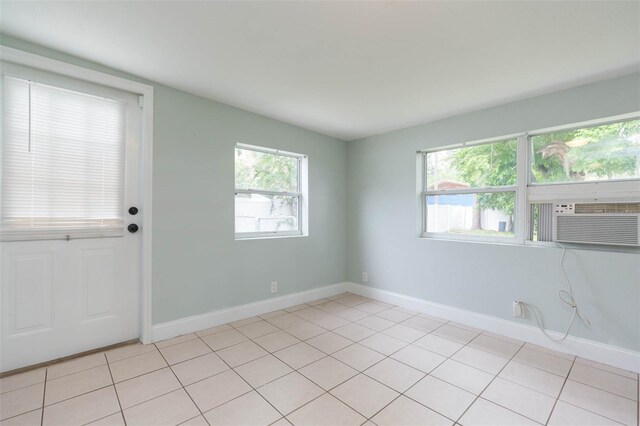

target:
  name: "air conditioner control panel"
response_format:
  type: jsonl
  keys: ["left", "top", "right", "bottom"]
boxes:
{"left": 555, "top": 203, "right": 575, "bottom": 214}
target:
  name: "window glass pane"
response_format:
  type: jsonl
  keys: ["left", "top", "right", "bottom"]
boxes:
{"left": 530, "top": 119, "right": 640, "bottom": 184}
{"left": 426, "top": 192, "right": 515, "bottom": 237}
{"left": 235, "top": 194, "right": 299, "bottom": 233}
{"left": 426, "top": 139, "right": 517, "bottom": 190}
{"left": 235, "top": 148, "right": 298, "bottom": 192}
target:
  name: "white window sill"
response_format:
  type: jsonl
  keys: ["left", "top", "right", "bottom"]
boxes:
{"left": 420, "top": 235, "right": 640, "bottom": 253}
{"left": 420, "top": 234, "right": 523, "bottom": 247}
{"left": 235, "top": 232, "right": 306, "bottom": 241}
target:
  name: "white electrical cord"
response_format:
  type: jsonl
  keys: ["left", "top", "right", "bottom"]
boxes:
{"left": 526, "top": 243, "right": 590, "bottom": 342}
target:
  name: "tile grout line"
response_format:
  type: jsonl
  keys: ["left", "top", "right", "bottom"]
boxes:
{"left": 178, "top": 414, "right": 207, "bottom": 426}
{"left": 155, "top": 342, "right": 212, "bottom": 426}
{"left": 193, "top": 332, "right": 288, "bottom": 423}
{"left": 569, "top": 357, "right": 639, "bottom": 381}
{"left": 458, "top": 335, "right": 586, "bottom": 391}
{"left": 544, "top": 356, "right": 576, "bottom": 426}
{"left": 462, "top": 341, "right": 586, "bottom": 426}
{"left": 84, "top": 405, "right": 127, "bottom": 426}
{"left": 0, "top": 377, "right": 46, "bottom": 397}
{"left": 264, "top": 345, "right": 373, "bottom": 424}
{"left": 318, "top": 318, "right": 452, "bottom": 422}
{"left": 24, "top": 347, "right": 160, "bottom": 397}
{"left": 450, "top": 335, "right": 527, "bottom": 424}
{"left": 40, "top": 368, "right": 47, "bottom": 426}
{"left": 461, "top": 334, "right": 584, "bottom": 401}
{"left": 291, "top": 298, "right": 398, "bottom": 410}
{"left": 557, "top": 370, "right": 639, "bottom": 403}
{"left": 104, "top": 352, "right": 127, "bottom": 426}
{"left": 42, "top": 363, "right": 106, "bottom": 384}
{"left": 548, "top": 381, "right": 635, "bottom": 424}
{"left": 204, "top": 332, "right": 353, "bottom": 423}
{"left": 360, "top": 317, "right": 515, "bottom": 423}
{"left": 200, "top": 299, "right": 420, "bottom": 422}
{"left": 379, "top": 323, "right": 498, "bottom": 425}
{"left": 102, "top": 386, "right": 191, "bottom": 419}
{"left": 28, "top": 383, "right": 115, "bottom": 419}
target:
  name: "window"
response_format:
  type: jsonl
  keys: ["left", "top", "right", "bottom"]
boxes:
{"left": 1, "top": 76, "right": 127, "bottom": 241}
{"left": 530, "top": 120, "right": 640, "bottom": 184}
{"left": 234, "top": 144, "right": 305, "bottom": 238}
{"left": 423, "top": 139, "right": 518, "bottom": 240}
{"left": 421, "top": 116, "right": 640, "bottom": 244}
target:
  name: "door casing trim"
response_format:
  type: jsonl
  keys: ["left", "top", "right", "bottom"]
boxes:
{"left": 0, "top": 46, "right": 155, "bottom": 344}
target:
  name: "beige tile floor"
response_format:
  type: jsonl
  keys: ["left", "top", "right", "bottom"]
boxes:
{"left": 1, "top": 292, "right": 638, "bottom": 426}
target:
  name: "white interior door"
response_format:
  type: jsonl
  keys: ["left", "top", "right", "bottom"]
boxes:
{"left": 0, "top": 62, "right": 142, "bottom": 372}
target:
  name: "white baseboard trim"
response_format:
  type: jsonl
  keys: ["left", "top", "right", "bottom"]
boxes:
{"left": 346, "top": 282, "right": 640, "bottom": 374}
{"left": 151, "top": 282, "right": 349, "bottom": 342}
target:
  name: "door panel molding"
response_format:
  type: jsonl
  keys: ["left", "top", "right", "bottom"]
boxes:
{"left": 3, "top": 252, "right": 53, "bottom": 337}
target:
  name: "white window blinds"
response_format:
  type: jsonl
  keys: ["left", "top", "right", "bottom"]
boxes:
{"left": 1, "top": 76, "right": 127, "bottom": 241}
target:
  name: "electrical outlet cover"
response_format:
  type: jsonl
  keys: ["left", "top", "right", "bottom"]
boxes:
{"left": 512, "top": 301, "right": 523, "bottom": 318}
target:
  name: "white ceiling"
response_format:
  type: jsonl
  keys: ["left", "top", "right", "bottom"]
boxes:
{"left": 1, "top": 1, "right": 639, "bottom": 141}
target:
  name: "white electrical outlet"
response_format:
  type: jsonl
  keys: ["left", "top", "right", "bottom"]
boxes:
{"left": 361, "top": 272, "right": 368, "bottom": 283}
{"left": 271, "top": 281, "right": 278, "bottom": 293}
{"left": 512, "top": 301, "right": 524, "bottom": 318}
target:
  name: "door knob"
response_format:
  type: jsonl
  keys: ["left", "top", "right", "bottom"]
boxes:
{"left": 127, "top": 224, "right": 139, "bottom": 233}
{"left": 129, "top": 207, "right": 139, "bottom": 215}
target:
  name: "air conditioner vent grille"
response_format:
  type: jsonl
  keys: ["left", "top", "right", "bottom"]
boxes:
{"left": 556, "top": 216, "right": 639, "bottom": 246}
{"left": 574, "top": 203, "right": 640, "bottom": 214}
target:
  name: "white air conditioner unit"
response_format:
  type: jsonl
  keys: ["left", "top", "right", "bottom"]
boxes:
{"left": 553, "top": 202, "right": 640, "bottom": 246}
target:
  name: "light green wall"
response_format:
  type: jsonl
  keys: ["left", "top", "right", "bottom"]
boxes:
{"left": 347, "top": 73, "right": 640, "bottom": 351}
{"left": 151, "top": 87, "right": 347, "bottom": 324}
{"left": 0, "top": 35, "right": 348, "bottom": 325}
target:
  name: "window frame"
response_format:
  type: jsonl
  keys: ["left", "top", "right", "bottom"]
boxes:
{"left": 234, "top": 143, "right": 306, "bottom": 240}
{"left": 420, "top": 135, "right": 523, "bottom": 243}
{"left": 420, "top": 112, "right": 640, "bottom": 245}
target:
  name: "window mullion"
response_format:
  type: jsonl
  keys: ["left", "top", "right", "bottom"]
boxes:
{"left": 515, "top": 135, "right": 528, "bottom": 243}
